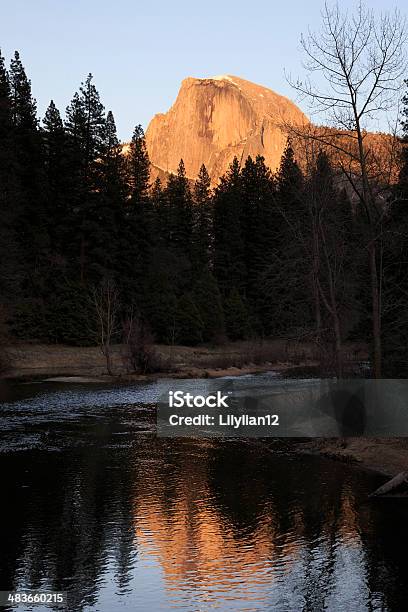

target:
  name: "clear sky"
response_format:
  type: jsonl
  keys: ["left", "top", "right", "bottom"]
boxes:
{"left": 0, "top": 0, "right": 406, "bottom": 140}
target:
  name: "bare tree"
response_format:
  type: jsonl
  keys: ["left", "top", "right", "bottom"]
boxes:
{"left": 122, "top": 310, "right": 163, "bottom": 374}
{"left": 288, "top": 1, "right": 407, "bottom": 378}
{"left": 91, "top": 279, "right": 120, "bottom": 376}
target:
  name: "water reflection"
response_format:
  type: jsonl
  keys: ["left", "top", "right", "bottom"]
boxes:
{"left": 0, "top": 382, "right": 407, "bottom": 611}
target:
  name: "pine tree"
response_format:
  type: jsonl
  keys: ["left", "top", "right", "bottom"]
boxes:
{"left": 8, "top": 51, "right": 49, "bottom": 337}
{"left": 192, "top": 271, "right": 225, "bottom": 342}
{"left": 151, "top": 176, "right": 165, "bottom": 241}
{"left": 9, "top": 51, "right": 37, "bottom": 130}
{"left": 65, "top": 73, "right": 105, "bottom": 179}
{"left": 9, "top": 50, "right": 44, "bottom": 230}
{"left": 150, "top": 176, "right": 172, "bottom": 266}
{"left": 175, "top": 293, "right": 204, "bottom": 345}
{"left": 213, "top": 157, "right": 245, "bottom": 295}
{"left": 275, "top": 140, "right": 304, "bottom": 209}
{"left": 43, "top": 100, "right": 64, "bottom": 150}
{"left": 42, "top": 100, "right": 70, "bottom": 250}
{"left": 164, "top": 159, "right": 193, "bottom": 259}
{"left": 39, "top": 100, "right": 76, "bottom": 341}
{"left": 101, "top": 112, "right": 128, "bottom": 206}
{"left": 87, "top": 110, "right": 125, "bottom": 280}
{"left": 127, "top": 124, "right": 150, "bottom": 201}
{"left": 65, "top": 93, "right": 85, "bottom": 146}
{"left": 0, "top": 49, "right": 21, "bottom": 299}
{"left": 144, "top": 173, "right": 194, "bottom": 339}
{"left": 149, "top": 158, "right": 194, "bottom": 321}
{"left": 240, "top": 155, "right": 275, "bottom": 333}
{"left": 269, "top": 140, "right": 310, "bottom": 334}
{"left": 45, "top": 277, "right": 95, "bottom": 345}
{"left": 120, "top": 124, "right": 153, "bottom": 311}
{"left": 192, "top": 164, "right": 213, "bottom": 272}
{"left": 0, "top": 49, "right": 11, "bottom": 136}
{"left": 224, "top": 288, "right": 252, "bottom": 341}
{"left": 143, "top": 255, "right": 178, "bottom": 343}
{"left": 64, "top": 74, "right": 106, "bottom": 283}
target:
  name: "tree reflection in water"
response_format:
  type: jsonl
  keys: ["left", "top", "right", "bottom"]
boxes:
{"left": 0, "top": 404, "right": 407, "bottom": 611}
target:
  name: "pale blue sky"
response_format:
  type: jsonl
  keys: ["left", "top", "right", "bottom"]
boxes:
{"left": 0, "top": 0, "right": 406, "bottom": 139}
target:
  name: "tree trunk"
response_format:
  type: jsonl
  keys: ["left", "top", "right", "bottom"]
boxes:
{"left": 326, "top": 262, "right": 343, "bottom": 379}
{"left": 369, "top": 471, "right": 408, "bottom": 497}
{"left": 105, "top": 346, "right": 113, "bottom": 376}
{"left": 355, "top": 118, "right": 382, "bottom": 379}
{"left": 332, "top": 309, "right": 343, "bottom": 379}
{"left": 313, "top": 254, "right": 322, "bottom": 337}
{"left": 80, "top": 234, "right": 85, "bottom": 285}
{"left": 369, "top": 241, "right": 382, "bottom": 379}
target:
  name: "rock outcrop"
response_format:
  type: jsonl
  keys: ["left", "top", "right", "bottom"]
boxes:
{"left": 145, "top": 75, "right": 308, "bottom": 184}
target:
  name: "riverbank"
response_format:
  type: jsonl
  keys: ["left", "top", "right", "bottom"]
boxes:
{"left": 1, "top": 339, "right": 366, "bottom": 381}
{"left": 293, "top": 438, "right": 408, "bottom": 478}
{"left": 0, "top": 339, "right": 317, "bottom": 381}
{"left": 244, "top": 437, "right": 408, "bottom": 481}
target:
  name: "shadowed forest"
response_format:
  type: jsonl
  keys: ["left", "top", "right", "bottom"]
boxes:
{"left": 1, "top": 22, "right": 408, "bottom": 378}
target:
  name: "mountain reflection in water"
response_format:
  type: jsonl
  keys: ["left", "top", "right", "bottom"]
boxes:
{"left": 0, "top": 380, "right": 407, "bottom": 611}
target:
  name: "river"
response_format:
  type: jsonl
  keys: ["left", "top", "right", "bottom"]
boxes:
{"left": 0, "top": 376, "right": 407, "bottom": 611}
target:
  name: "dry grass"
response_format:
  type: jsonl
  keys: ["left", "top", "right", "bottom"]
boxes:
{"left": 3, "top": 338, "right": 368, "bottom": 380}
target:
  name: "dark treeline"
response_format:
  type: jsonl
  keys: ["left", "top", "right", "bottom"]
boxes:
{"left": 1, "top": 50, "right": 408, "bottom": 376}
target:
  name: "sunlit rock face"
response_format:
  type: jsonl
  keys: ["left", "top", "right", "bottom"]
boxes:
{"left": 145, "top": 75, "right": 309, "bottom": 184}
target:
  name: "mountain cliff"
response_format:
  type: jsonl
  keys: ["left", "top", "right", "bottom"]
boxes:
{"left": 145, "top": 75, "right": 308, "bottom": 183}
